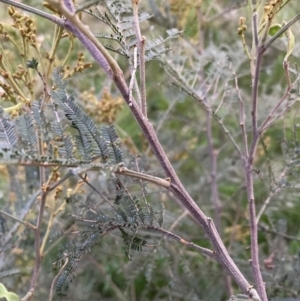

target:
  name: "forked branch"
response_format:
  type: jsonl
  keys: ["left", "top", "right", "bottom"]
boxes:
{"left": 43, "top": 1, "right": 261, "bottom": 299}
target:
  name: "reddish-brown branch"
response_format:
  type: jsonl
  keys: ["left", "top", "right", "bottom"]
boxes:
{"left": 43, "top": 2, "right": 261, "bottom": 299}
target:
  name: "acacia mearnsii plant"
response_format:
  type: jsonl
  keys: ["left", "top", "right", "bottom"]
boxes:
{"left": 0, "top": 0, "right": 300, "bottom": 300}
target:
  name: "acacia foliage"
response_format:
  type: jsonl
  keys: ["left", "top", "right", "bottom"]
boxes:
{"left": 0, "top": 0, "right": 300, "bottom": 301}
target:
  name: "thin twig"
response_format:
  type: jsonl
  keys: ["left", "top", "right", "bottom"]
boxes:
{"left": 0, "top": 210, "right": 36, "bottom": 230}
{"left": 253, "top": 13, "right": 258, "bottom": 49}
{"left": 132, "top": 0, "right": 147, "bottom": 118}
{"left": 234, "top": 73, "right": 248, "bottom": 158}
{"left": 258, "top": 224, "right": 300, "bottom": 242}
{"left": 246, "top": 168, "right": 265, "bottom": 300}
{"left": 86, "top": 255, "right": 127, "bottom": 301}
{"left": 49, "top": 257, "right": 68, "bottom": 301}
{"left": 0, "top": 0, "right": 63, "bottom": 25}
{"left": 218, "top": 120, "right": 244, "bottom": 160}
{"left": 46, "top": 24, "right": 64, "bottom": 79}
{"left": 40, "top": 181, "right": 64, "bottom": 255}
{"left": 250, "top": 50, "right": 262, "bottom": 142}
{"left": 3, "top": 189, "right": 40, "bottom": 246}
{"left": 4, "top": 1, "right": 262, "bottom": 299}
{"left": 75, "top": 0, "right": 100, "bottom": 12}
{"left": 114, "top": 166, "right": 171, "bottom": 188}
{"left": 258, "top": 62, "right": 292, "bottom": 134}
{"left": 21, "top": 191, "right": 47, "bottom": 301}
{"left": 77, "top": 174, "right": 116, "bottom": 209}
{"left": 244, "top": 10, "right": 268, "bottom": 301}
{"left": 167, "top": 210, "right": 189, "bottom": 233}
{"left": 206, "top": 111, "right": 221, "bottom": 233}
{"left": 262, "top": 12, "right": 300, "bottom": 53}
{"left": 214, "top": 61, "right": 232, "bottom": 114}
{"left": 169, "top": 70, "right": 244, "bottom": 160}
{"left": 129, "top": 46, "right": 138, "bottom": 107}
{"left": 256, "top": 166, "right": 288, "bottom": 224}
{"left": 60, "top": 1, "right": 259, "bottom": 295}
{"left": 22, "top": 72, "right": 50, "bottom": 301}
{"left": 49, "top": 0, "right": 120, "bottom": 77}
{"left": 144, "top": 225, "right": 217, "bottom": 260}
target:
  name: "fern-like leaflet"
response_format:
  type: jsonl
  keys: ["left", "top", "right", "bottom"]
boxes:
{"left": 85, "top": 0, "right": 182, "bottom": 62}
{"left": 0, "top": 107, "right": 18, "bottom": 149}
{"left": 53, "top": 174, "right": 164, "bottom": 296}
{"left": 0, "top": 69, "right": 122, "bottom": 166}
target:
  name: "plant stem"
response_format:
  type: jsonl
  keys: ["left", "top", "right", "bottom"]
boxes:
{"left": 48, "top": 2, "right": 262, "bottom": 299}
{"left": 0, "top": 209, "right": 35, "bottom": 230}
{"left": 132, "top": 0, "right": 147, "bottom": 118}
{"left": 114, "top": 166, "right": 171, "bottom": 188}
{"left": 206, "top": 111, "right": 221, "bottom": 233}
{"left": 0, "top": 0, "right": 62, "bottom": 24}
{"left": 46, "top": 24, "right": 64, "bottom": 79}
{"left": 1, "top": 1, "right": 264, "bottom": 299}
{"left": 49, "top": 257, "right": 68, "bottom": 301}
{"left": 263, "top": 12, "right": 300, "bottom": 52}
{"left": 144, "top": 225, "right": 217, "bottom": 259}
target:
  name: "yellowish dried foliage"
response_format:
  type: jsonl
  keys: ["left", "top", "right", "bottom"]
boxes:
{"left": 81, "top": 88, "right": 123, "bottom": 124}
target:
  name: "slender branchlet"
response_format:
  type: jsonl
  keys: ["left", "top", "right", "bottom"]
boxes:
{"left": 114, "top": 166, "right": 171, "bottom": 188}
{"left": 258, "top": 63, "right": 292, "bottom": 134}
{"left": 252, "top": 12, "right": 259, "bottom": 48}
{"left": 4, "top": 1, "right": 300, "bottom": 300}
{"left": 48, "top": 0, "right": 121, "bottom": 78}
{"left": 206, "top": 111, "right": 221, "bottom": 233}
{"left": 129, "top": 46, "right": 138, "bottom": 107}
{"left": 256, "top": 166, "right": 289, "bottom": 224}
{"left": 132, "top": 0, "right": 147, "bottom": 118}
{"left": 22, "top": 190, "right": 47, "bottom": 301}
{"left": 0, "top": 209, "right": 36, "bottom": 230}
{"left": 144, "top": 225, "right": 217, "bottom": 259}
{"left": 234, "top": 73, "right": 249, "bottom": 158}
{"left": 22, "top": 74, "right": 49, "bottom": 301}
{"left": 49, "top": 257, "right": 68, "bottom": 301}
{"left": 244, "top": 13, "right": 299, "bottom": 297}
{"left": 3, "top": 189, "right": 41, "bottom": 246}
{"left": 238, "top": 16, "right": 251, "bottom": 59}
{"left": 46, "top": 24, "right": 64, "bottom": 79}
{"left": 46, "top": 3, "right": 261, "bottom": 296}
{"left": 75, "top": 0, "right": 100, "bottom": 12}
{"left": 242, "top": 4, "right": 299, "bottom": 301}
{"left": 243, "top": 9, "right": 266, "bottom": 300}
{"left": 263, "top": 12, "right": 300, "bottom": 52}
{"left": 0, "top": 0, "right": 63, "bottom": 24}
